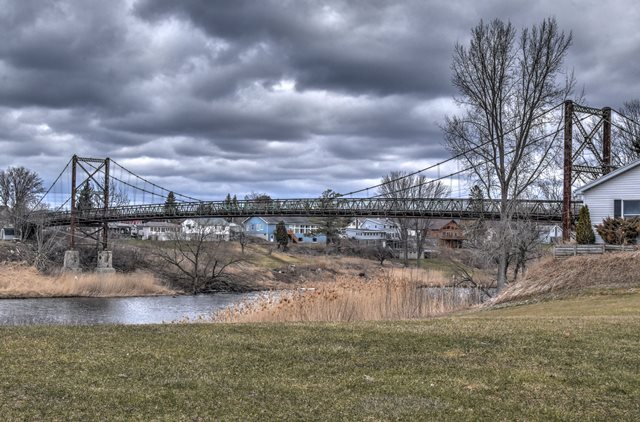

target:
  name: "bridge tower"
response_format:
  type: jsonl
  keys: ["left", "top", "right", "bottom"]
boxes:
{"left": 64, "top": 155, "right": 114, "bottom": 273}
{"left": 562, "top": 100, "right": 612, "bottom": 242}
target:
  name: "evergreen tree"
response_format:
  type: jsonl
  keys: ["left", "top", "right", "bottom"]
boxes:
{"left": 224, "top": 193, "right": 232, "bottom": 207}
{"left": 275, "top": 221, "right": 289, "bottom": 251}
{"left": 469, "top": 184, "right": 485, "bottom": 215}
{"left": 164, "top": 191, "right": 177, "bottom": 214}
{"left": 576, "top": 205, "right": 596, "bottom": 244}
{"left": 76, "top": 181, "right": 94, "bottom": 212}
{"left": 311, "top": 189, "right": 351, "bottom": 246}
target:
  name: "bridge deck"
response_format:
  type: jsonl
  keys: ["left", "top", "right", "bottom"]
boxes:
{"left": 39, "top": 198, "right": 580, "bottom": 226}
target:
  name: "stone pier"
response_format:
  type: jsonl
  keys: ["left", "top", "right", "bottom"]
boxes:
{"left": 63, "top": 250, "right": 81, "bottom": 272}
{"left": 96, "top": 251, "right": 116, "bottom": 274}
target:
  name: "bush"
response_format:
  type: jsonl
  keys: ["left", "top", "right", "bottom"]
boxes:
{"left": 576, "top": 205, "right": 596, "bottom": 244}
{"left": 595, "top": 217, "right": 640, "bottom": 245}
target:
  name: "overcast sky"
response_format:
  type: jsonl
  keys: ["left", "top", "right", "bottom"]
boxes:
{"left": 1, "top": 0, "right": 639, "bottom": 200}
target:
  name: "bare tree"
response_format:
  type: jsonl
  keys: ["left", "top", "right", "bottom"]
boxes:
{"left": 366, "top": 244, "right": 394, "bottom": 266}
{"left": 228, "top": 218, "right": 249, "bottom": 254}
{"left": 93, "top": 180, "right": 130, "bottom": 208}
{"left": 378, "top": 172, "right": 448, "bottom": 266}
{"left": 154, "top": 227, "right": 242, "bottom": 294}
{"left": 444, "top": 18, "right": 572, "bottom": 290}
{"left": 616, "top": 99, "right": 640, "bottom": 164}
{"left": 0, "top": 166, "right": 45, "bottom": 236}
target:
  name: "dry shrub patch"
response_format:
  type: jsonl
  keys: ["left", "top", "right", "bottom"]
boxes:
{"left": 493, "top": 251, "right": 640, "bottom": 305}
{"left": 216, "top": 268, "right": 486, "bottom": 323}
{"left": 0, "top": 264, "right": 173, "bottom": 298}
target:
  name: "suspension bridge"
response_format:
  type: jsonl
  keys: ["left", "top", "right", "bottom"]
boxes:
{"left": 26, "top": 100, "right": 640, "bottom": 261}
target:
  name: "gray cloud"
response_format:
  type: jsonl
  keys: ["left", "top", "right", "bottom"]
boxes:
{"left": 0, "top": 0, "right": 638, "bottom": 200}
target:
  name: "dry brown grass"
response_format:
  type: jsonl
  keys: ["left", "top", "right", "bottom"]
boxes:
{"left": 492, "top": 251, "right": 640, "bottom": 305}
{"left": 0, "top": 265, "right": 173, "bottom": 298}
{"left": 215, "top": 268, "right": 484, "bottom": 323}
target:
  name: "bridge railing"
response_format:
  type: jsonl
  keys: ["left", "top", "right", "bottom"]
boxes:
{"left": 39, "top": 197, "right": 580, "bottom": 226}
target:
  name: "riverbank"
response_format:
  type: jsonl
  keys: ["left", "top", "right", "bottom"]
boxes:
{"left": 0, "top": 240, "right": 459, "bottom": 298}
{"left": 1, "top": 290, "right": 638, "bottom": 420}
{"left": 0, "top": 265, "right": 173, "bottom": 298}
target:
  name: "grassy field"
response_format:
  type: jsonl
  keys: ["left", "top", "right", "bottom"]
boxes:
{"left": 1, "top": 290, "right": 638, "bottom": 420}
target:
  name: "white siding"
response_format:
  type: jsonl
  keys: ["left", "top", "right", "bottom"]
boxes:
{"left": 580, "top": 164, "right": 640, "bottom": 243}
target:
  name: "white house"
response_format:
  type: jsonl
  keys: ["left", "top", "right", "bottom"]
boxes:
{"left": 181, "top": 218, "right": 240, "bottom": 241}
{"left": 344, "top": 218, "right": 400, "bottom": 246}
{"left": 574, "top": 159, "right": 640, "bottom": 243}
{"left": 538, "top": 224, "right": 563, "bottom": 244}
{"left": 1, "top": 227, "right": 15, "bottom": 241}
{"left": 136, "top": 221, "right": 181, "bottom": 241}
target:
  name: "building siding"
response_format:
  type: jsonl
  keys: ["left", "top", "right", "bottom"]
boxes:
{"left": 579, "top": 164, "right": 640, "bottom": 243}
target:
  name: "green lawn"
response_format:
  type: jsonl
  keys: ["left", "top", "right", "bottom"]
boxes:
{"left": 1, "top": 292, "right": 639, "bottom": 420}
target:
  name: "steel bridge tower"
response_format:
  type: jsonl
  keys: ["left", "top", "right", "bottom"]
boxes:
{"left": 562, "top": 100, "right": 612, "bottom": 241}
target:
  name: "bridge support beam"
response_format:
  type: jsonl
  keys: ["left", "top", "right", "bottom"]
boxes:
{"left": 562, "top": 100, "right": 573, "bottom": 242}
{"left": 96, "top": 251, "right": 115, "bottom": 274}
{"left": 63, "top": 250, "right": 81, "bottom": 272}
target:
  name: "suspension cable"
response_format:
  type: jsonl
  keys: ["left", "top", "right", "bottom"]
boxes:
{"left": 110, "top": 159, "right": 202, "bottom": 202}
{"left": 372, "top": 111, "right": 591, "bottom": 198}
{"left": 339, "top": 102, "right": 564, "bottom": 197}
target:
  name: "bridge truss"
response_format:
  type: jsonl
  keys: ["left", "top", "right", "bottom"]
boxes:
{"left": 43, "top": 197, "right": 578, "bottom": 227}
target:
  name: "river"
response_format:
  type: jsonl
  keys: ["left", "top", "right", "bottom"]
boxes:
{"left": 0, "top": 293, "right": 257, "bottom": 325}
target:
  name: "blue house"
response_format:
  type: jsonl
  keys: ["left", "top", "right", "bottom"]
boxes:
{"left": 243, "top": 216, "right": 326, "bottom": 244}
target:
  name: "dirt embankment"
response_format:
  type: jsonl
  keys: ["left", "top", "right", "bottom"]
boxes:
{"left": 491, "top": 252, "right": 640, "bottom": 305}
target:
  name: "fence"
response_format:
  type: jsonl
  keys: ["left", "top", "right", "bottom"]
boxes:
{"left": 554, "top": 244, "right": 637, "bottom": 259}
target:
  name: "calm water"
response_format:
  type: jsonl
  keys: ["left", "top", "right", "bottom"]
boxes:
{"left": 0, "top": 293, "right": 258, "bottom": 325}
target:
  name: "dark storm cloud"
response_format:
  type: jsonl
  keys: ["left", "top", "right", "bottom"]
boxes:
{"left": 134, "top": 0, "right": 460, "bottom": 97}
{"left": 0, "top": 0, "right": 638, "bottom": 199}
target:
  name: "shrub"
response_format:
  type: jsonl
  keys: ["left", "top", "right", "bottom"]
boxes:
{"left": 595, "top": 217, "right": 640, "bottom": 245}
{"left": 576, "top": 205, "right": 596, "bottom": 244}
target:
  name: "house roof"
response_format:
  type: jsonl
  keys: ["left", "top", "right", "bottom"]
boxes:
{"left": 245, "top": 216, "right": 319, "bottom": 225}
{"left": 428, "top": 219, "right": 460, "bottom": 230}
{"left": 350, "top": 217, "right": 397, "bottom": 227}
{"left": 574, "top": 159, "right": 640, "bottom": 194}
{"left": 139, "top": 221, "right": 180, "bottom": 227}
{"left": 183, "top": 217, "right": 231, "bottom": 226}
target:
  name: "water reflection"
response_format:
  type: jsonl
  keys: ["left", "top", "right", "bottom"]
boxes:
{"left": 0, "top": 293, "right": 257, "bottom": 326}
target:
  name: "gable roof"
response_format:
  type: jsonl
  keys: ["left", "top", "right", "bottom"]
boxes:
{"left": 574, "top": 159, "right": 640, "bottom": 194}
{"left": 243, "top": 216, "right": 319, "bottom": 225}
{"left": 183, "top": 217, "right": 230, "bottom": 226}
{"left": 428, "top": 219, "right": 460, "bottom": 230}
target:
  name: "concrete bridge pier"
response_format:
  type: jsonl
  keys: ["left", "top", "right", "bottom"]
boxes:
{"left": 63, "top": 250, "right": 81, "bottom": 272}
{"left": 96, "top": 251, "right": 116, "bottom": 274}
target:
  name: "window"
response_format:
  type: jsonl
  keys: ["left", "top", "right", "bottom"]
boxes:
{"left": 622, "top": 200, "right": 640, "bottom": 217}
{"left": 256, "top": 224, "right": 263, "bottom": 231}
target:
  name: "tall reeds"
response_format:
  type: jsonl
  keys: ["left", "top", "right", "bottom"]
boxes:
{"left": 215, "top": 268, "right": 485, "bottom": 323}
{"left": 0, "top": 265, "right": 173, "bottom": 298}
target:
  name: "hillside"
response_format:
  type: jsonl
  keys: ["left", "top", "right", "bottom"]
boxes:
{"left": 491, "top": 252, "right": 640, "bottom": 305}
